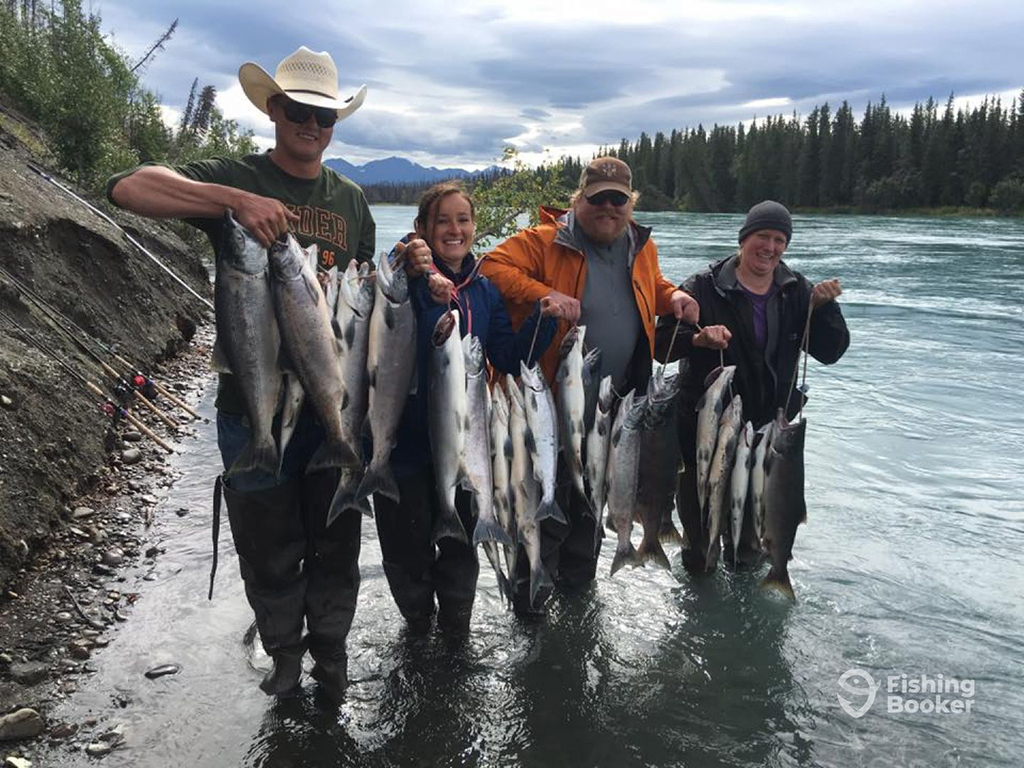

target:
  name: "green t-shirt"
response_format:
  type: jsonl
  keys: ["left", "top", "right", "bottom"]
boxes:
{"left": 106, "top": 153, "right": 376, "bottom": 414}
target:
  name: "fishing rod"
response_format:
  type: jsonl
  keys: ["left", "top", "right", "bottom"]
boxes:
{"left": 0, "top": 263, "right": 200, "bottom": 421}
{"left": 0, "top": 269, "right": 180, "bottom": 431}
{"left": 0, "top": 309, "right": 174, "bottom": 453}
{"left": 24, "top": 161, "right": 214, "bottom": 312}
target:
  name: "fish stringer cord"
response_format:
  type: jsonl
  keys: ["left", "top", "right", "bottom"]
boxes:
{"left": 785, "top": 301, "right": 815, "bottom": 418}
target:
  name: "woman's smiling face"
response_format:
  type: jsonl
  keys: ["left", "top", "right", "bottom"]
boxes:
{"left": 420, "top": 192, "right": 475, "bottom": 268}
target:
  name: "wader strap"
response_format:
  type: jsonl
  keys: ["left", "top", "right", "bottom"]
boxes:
{"left": 209, "top": 475, "right": 223, "bottom": 600}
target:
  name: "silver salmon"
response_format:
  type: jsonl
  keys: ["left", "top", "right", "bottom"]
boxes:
{"left": 607, "top": 390, "right": 646, "bottom": 575}
{"left": 585, "top": 375, "right": 616, "bottom": 537}
{"left": 636, "top": 369, "right": 681, "bottom": 570}
{"left": 695, "top": 365, "right": 737, "bottom": 515}
{"left": 212, "top": 213, "right": 282, "bottom": 477}
{"left": 520, "top": 361, "right": 564, "bottom": 525}
{"left": 327, "top": 259, "right": 376, "bottom": 525}
{"left": 277, "top": 246, "right": 323, "bottom": 471}
{"left": 359, "top": 250, "right": 416, "bottom": 504}
{"left": 705, "top": 394, "right": 743, "bottom": 566}
{"left": 729, "top": 421, "right": 754, "bottom": 566}
{"left": 554, "top": 325, "right": 592, "bottom": 504}
{"left": 428, "top": 310, "right": 469, "bottom": 544}
{"left": 490, "top": 382, "right": 516, "bottom": 580}
{"left": 508, "top": 374, "right": 551, "bottom": 609}
{"left": 761, "top": 412, "right": 808, "bottom": 600}
{"left": 464, "top": 334, "right": 512, "bottom": 552}
{"left": 269, "top": 233, "right": 356, "bottom": 475}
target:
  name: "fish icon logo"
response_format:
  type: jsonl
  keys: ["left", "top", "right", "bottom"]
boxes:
{"left": 837, "top": 668, "right": 878, "bottom": 719}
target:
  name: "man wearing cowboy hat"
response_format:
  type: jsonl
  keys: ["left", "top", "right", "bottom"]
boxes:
{"left": 106, "top": 46, "right": 373, "bottom": 703}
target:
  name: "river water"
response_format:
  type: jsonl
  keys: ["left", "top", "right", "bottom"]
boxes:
{"left": 34, "top": 209, "right": 1024, "bottom": 767}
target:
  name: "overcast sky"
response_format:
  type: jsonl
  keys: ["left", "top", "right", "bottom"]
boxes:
{"left": 95, "top": 0, "right": 1022, "bottom": 170}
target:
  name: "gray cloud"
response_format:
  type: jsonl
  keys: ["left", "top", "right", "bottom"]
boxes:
{"left": 95, "top": 0, "right": 1024, "bottom": 167}
{"left": 334, "top": 112, "right": 526, "bottom": 158}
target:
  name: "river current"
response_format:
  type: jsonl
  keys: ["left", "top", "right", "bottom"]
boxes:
{"left": 33, "top": 209, "right": 1024, "bottom": 767}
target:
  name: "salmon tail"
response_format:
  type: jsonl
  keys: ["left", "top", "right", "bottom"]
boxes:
{"left": 326, "top": 472, "right": 371, "bottom": 527}
{"left": 226, "top": 438, "right": 279, "bottom": 479}
{"left": 472, "top": 514, "right": 513, "bottom": 548}
{"left": 356, "top": 463, "right": 400, "bottom": 505}
{"left": 482, "top": 541, "right": 513, "bottom": 605}
{"left": 760, "top": 564, "right": 796, "bottom": 600}
{"left": 637, "top": 538, "right": 672, "bottom": 571}
{"left": 659, "top": 518, "right": 684, "bottom": 545}
{"left": 610, "top": 541, "right": 641, "bottom": 576}
{"left": 536, "top": 497, "right": 566, "bottom": 525}
{"left": 432, "top": 504, "right": 468, "bottom": 545}
{"left": 704, "top": 537, "right": 721, "bottom": 571}
{"left": 529, "top": 559, "right": 554, "bottom": 609}
{"left": 306, "top": 438, "right": 360, "bottom": 474}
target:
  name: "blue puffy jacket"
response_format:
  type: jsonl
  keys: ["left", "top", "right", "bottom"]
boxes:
{"left": 389, "top": 248, "right": 557, "bottom": 471}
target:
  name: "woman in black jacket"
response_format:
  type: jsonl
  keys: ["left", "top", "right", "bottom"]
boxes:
{"left": 655, "top": 200, "right": 849, "bottom": 573}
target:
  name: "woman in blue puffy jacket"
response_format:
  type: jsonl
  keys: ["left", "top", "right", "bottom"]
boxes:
{"left": 374, "top": 182, "right": 557, "bottom": 635}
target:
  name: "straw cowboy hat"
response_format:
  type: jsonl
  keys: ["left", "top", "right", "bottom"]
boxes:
{"left": 238, "top": 46, "right": 367, "bottom": 121}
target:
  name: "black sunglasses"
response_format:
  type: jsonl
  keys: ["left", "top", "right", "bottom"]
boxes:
{"left": 281, "top": 99, "right": 338, "bottom": 129}
{"left": 586, "top": 189, "right": 630, "bottom": 207}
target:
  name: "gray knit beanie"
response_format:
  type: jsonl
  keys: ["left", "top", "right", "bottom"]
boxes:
{"left": 738, "top": 200, "right": 792, "bottom": 244}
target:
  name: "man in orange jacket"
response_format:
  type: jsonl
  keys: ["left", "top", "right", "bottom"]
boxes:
{"left": 479, "top": 156, "right": 698, "bottom": 615}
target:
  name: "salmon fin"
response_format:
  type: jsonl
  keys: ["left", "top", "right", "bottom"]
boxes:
{"left": 659, "top": 518, "right": 684, "bottom": 545}
{"left": 300, "top": 268, "right": 322, "bottom": 305}
{"left": 326, "top": 472, "right": 371, "bottom": 527}
{"left": 536, "top": 498, "right": 565, "bottom": 525}
{"left": 760, "top": 565, "right": 796, "bottom": 600}
{"left": 356, "top": 464, "right": 400, "bottom": 505}
{"left": 306, "top": 438, "right": 360, "bottom": 474}
{"left": 529, "top": 559, "right": 554, "bottom": 609}
{"left": 210, "top": 339, "right": 232, "bottom": 374}
{"left": 226, "top": 437, "right": 279, "bottom": 479}
{"left": 610, "top": 541, "right": 641, "bottom": 576}
{"left": 432, "top": 505, "right": 469, "bottom": 545}
{"left": 473, "top": 511, "right": 513, "bottom": 548}
{"left": 638, "top": 537, "right": 672, "bottom": 571}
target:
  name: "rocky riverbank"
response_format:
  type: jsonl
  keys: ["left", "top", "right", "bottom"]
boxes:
{"left": 0, "top": 100, "right": 212, "bottom": 759}
{"left": 0, "top": 333, "right": 211, "bottom": 762}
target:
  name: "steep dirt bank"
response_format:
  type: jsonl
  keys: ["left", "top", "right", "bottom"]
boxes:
{"left": 0, "top": 102, "right": 210, "bottom": 591}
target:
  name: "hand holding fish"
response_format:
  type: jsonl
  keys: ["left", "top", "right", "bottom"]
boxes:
{"left": 232, "top": 192, "right": 299, "bottom": 248}
{"left": 811, "top": 278, "right": 842, "bottom": 308}
{"left": 670, "top": 289, "right": 699, "bottom": 323}
{"left": 427, "top": 272, "right": 455, "bottom": 305}
{"left": 401, "top": 237, "right": 434, "bottom": 276}
{"left": 693, "top": 324, "right": 732, "bottom": 349}
{"left": 540, "top": 290, "right": 580, "bottom": 321}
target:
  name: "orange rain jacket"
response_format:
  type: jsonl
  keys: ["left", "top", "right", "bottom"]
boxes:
{"left": 479, "top": 206, "right": 678, "bottom": 385}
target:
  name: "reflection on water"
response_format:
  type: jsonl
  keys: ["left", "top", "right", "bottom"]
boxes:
{"left": 33, "top": 211, "right": 1024, "bottom": 767}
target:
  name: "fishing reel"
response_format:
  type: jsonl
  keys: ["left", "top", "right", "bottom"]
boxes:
{"left": 113, "top": 381, "right": 133, "bottom": 405}
{"left": 134, "top": 373, "right": 158, "bottom": 401}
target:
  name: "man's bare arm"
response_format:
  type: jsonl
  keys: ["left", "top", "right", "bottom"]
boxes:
{"left": 110, "top": 166, "right": 297, "bottom": 247}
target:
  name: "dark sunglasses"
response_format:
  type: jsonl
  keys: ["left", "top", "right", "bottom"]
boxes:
{"left": 586, "top": 189, "right": 629, "bottom": 207}
{"left": 281, "top": 99, "right": 338, "bottom": 129}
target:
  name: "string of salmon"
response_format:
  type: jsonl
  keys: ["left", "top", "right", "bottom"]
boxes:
{"left": 0, "top": 265, "right": 196, "bottom": 425}
{"left": 0, "top": 309, "right": 174, "bottom": 453}
{"left": 784, "top": 301, "right": 815, "bottom": 420}
{"left": 25, "top": 162, "right": 214, "bottom": 312}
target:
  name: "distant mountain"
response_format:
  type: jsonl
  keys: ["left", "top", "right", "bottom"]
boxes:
{"left": 324, "top": 156, "right": 499, "bottom": 185}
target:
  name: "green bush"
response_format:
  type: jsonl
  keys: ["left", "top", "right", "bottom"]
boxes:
{"left": 0, "top": 1, "right": 254, "bottom": 190}
{"left": 989, "top": 177, "right": 1024, "bottom": 212}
